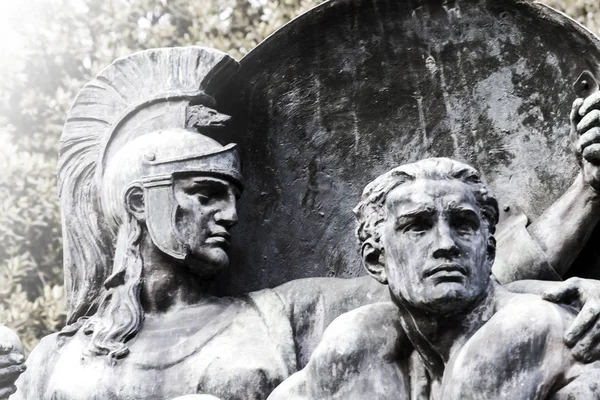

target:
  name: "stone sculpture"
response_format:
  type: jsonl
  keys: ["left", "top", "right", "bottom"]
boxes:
{"left": 269, "top": 158, "right": 600, "bottom": 400}
{"left": 0, "top": 44, "right": 595, "bottom": 399}
{"left": 2, "top": 1, "right": 600, "bottom": 397}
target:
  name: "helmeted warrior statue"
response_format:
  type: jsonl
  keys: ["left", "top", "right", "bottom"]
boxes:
{"left": 9, "top": 46, "right": 391, "bottom": 400}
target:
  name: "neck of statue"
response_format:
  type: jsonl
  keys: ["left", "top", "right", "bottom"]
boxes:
{"left": 138, "top": 231, "right": 214, "bottom": 314}
{"left": 394, "top": 280, "right": 498, "bottom": 380}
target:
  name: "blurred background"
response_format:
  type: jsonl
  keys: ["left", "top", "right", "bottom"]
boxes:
{"left": 0, "top": 0, "right": 597, "bottom": 352}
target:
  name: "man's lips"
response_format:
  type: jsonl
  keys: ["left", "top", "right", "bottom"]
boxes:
{"left": 205, "top": 232, "right": 230, "bottom": 247}
{"left": 423, "top": 263, "right": 468, "bottom": 278}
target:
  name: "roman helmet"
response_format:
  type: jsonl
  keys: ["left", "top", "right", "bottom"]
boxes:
{"left": 59, "top": 47, "right": 241, "bottom": 323}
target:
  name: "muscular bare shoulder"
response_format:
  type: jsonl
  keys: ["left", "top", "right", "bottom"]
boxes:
{"left": 269, "top": 302, "right": 410, "bottom": 400}
{"left": 442, "top": 293, "right": 574, "bottom": 399}
{"left": 311, "top": 302, "right": 405, "bottom": 364}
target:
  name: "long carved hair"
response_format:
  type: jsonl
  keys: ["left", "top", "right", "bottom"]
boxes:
{"left": 57, "top": 47, "right": 238, "bottom": 359}
{"left": 79, "top": 215, "right": 144, "bottom": 359}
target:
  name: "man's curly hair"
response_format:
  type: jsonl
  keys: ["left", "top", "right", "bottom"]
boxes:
{"left": 353, "top": 158, "right": 499, "bottom": 252}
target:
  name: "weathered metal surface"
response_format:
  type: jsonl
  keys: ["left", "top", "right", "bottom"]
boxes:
{"left": 215, "top": 0, "right": 600, "bottom": 294}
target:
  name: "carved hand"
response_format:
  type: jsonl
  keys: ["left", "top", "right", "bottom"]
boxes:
{"left": 543, "top": 277, "right": 600, "bottom": 362}
{"left": 572, "top": 92, "right": 600, "bottom": 191}
{"left": 0, "top": 326, "right": 25, "bottom": 399}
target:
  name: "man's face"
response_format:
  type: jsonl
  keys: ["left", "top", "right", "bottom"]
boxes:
{"left": 172, "top": 175, "right": 240, "bottom": 277}
{"left": 381, "top": 178, "right": 492, "bottom": 314}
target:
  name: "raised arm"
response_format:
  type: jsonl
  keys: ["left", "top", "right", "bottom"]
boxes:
{"left": 494, "top": 93, "right": 600, "bottom": 283}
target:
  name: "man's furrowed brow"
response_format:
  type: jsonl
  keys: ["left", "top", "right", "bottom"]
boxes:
{"left": 446, "top": 203, "right": 479, "bottom": 215}
{"left": 397, "top": 206, "right": 435, "bottom": 219}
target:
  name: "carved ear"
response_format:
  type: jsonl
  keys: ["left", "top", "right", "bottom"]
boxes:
{"left": 124, "top": 185, "right": 146, "bottom": 222}
{"left": 361, "top": 240, "right": 387, "bottom": 284}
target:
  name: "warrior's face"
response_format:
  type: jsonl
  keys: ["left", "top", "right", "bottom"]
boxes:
{"left": 103, "top": 129, "right": 243, "bottom": 275}
{"left": 172, "top": 174, "right": 240, "bottom": 276}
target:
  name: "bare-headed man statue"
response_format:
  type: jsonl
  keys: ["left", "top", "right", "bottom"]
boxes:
{"left": 270, "top": 157, "right": 600, "bottom": 399}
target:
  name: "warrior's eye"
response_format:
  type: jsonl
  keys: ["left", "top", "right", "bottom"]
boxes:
{"left": 183, "top": 179, "right": 231, "bottom": 204}
{"left": 192, "top": 186, "right": 227, "bottom": 205}
{"left": 197, "top": 193, "right": 210, "bottom": 205}
{"left": 397, "top": 215, "right": 433, "bottom": 234}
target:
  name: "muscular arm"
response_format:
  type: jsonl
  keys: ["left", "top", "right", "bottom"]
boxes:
{"left": 504, "top": 279, "right": 567, "bottom": 296}
{"left": 441, "top": 296, "right": 574, "bottom": 400}
{"left": 273, "top": 276, "right": 390, "bottom": 368}
{"left": 495, "top": 94, "right": 600, "bottom": 283}
{"left": 533, "top": 94, "right": 600, "bottom": 279}
{"left": 526, "top": 173, "right": 600, "bottom": 277}
{"left": 493, "top": 174, "right": 600, "bottom": 283}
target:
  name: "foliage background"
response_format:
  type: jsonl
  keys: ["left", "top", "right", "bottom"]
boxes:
{"left": 0, "top": 0, "right": 598, "bottom": 351}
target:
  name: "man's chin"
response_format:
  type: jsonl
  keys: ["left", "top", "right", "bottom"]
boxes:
{"left": 414, "top": 285, "right": 479, "bottom": 314}
{"left": 185, "top": 252, "right": 229, "bottom": 278}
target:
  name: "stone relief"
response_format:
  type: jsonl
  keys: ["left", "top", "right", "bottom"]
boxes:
{"left": 2, "top": 0, "right": 600, "bottom": 399}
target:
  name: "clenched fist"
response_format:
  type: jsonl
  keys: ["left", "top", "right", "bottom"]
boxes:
{"left": 572, "top": 91, "right": 600, "bottom": 191}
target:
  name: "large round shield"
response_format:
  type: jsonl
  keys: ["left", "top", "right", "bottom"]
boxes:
{"left": 214, "top": 0, "right": 600, "bottom": 294}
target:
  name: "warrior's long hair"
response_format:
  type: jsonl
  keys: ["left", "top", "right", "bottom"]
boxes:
{"left": 57, "top": 47, "right": 238, "bottom": 359}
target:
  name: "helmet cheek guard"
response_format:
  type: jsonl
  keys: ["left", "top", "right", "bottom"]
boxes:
{"left": 138, "top": 144, "right": 242, "bottom": 260}
{"left": 142, "top": 179, "right": 188, "bottom": 260}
